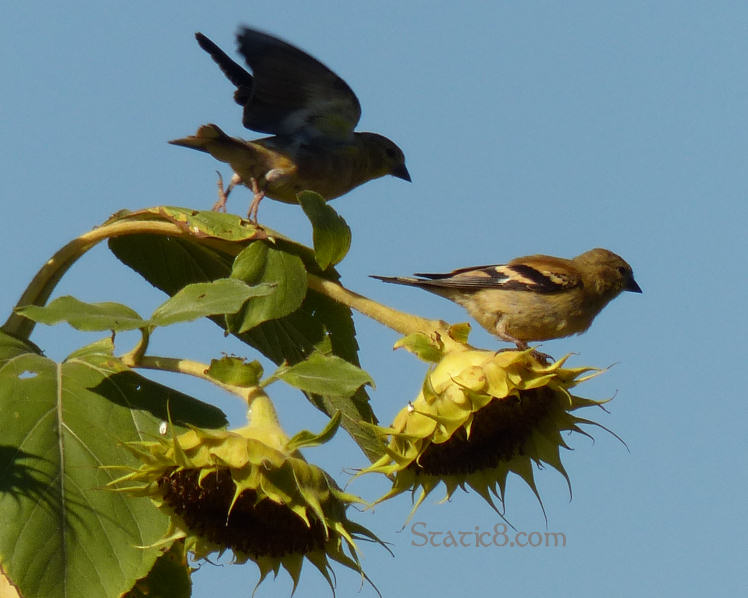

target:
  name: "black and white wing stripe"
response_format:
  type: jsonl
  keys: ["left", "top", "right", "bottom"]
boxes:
{"left": 375, "top": 261, "right": 581, "bottom": 293}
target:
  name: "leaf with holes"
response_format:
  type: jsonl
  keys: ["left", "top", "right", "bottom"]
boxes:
{"left": 0, "top": 331, "right": 225, "bottom": 598}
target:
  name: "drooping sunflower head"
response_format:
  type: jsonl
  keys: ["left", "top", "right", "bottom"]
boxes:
{"left": 108, "top": 393, "right": 380, "bottom": 594}
{"left": 360, "top": 328, "right": 612, "bottom": 521}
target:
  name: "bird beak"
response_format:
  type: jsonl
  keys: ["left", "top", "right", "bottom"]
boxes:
{"left": 391, "top": 164, "right": 411, "bottom": 182}
{"left": 625, "top": 277, "right": 642, "bottom": 293}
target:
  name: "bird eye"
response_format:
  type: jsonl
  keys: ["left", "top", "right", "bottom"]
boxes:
{"left": 386, "top": 147, "right": 399, "bottom": 158}
{"left": 617, "top": 266, "right": 628, "bottom": 276}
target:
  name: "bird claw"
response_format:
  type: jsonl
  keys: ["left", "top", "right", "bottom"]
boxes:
{"left": 212, "top": 172, "right": 242, "bottom": 212}
{"left": 528, "top": 349, "right": 554, "bottom": 365}
{"left": 212, "top": 171, "right": 228, "bottom": 212}
{"left": 515, "top": 341, "right": 555, "bottom": 364}
{"left": 246, "top": 177, "right": 265, "bottom": 224}
{"left": 495, "top": 343, "right": 554, "bottom": 365}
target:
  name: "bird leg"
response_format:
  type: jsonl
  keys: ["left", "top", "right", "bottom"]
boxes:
{"left": 496, "top": 343, "right": 553, "bottom": 365}
{"left": 496, "top": 324, "right": 553, "bottom": 364}
{"left": 246, "top": 177, "right": 265, "bottom": 223}
{"left": 213, "top": 172, "right": 242, "bottom": 212}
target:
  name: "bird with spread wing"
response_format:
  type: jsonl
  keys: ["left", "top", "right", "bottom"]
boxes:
{"left": 170, "top": 28, "right": 411, "bottom": 221}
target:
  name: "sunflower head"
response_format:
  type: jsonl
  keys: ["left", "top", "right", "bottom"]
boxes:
{"left": 360, "top": 328, "right": 610, "bottom": 521}
{"left": 108, "top": 392, "right": 380, "bottom": 594}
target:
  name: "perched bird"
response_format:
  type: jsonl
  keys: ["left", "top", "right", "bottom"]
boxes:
{"left": 170, "top": 28, "right": 411, "bottom": 221}
{"left": 373, "top": 248, "right": 642, "bottom": 348}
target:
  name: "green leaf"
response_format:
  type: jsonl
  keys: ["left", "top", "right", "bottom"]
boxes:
{"left": 237, "top": 284, "right": 386, "bottom": 461}
{"left": 123, "top": 541, "right": 191, "bottom": 598}
{"left": 206, "top": 356, "right": 263, "bottom": 387}
{"left": 298, "top": 191, "right": 351, "bottom": 269}
{"left": 150, "top": 278, "right": 275, "bottom": 326}
{"left": 393, "top": 324, "right": 474, "bottom": 362}
{"left": 449, "top": 322, "right": 472, "bottom": 344}
{"left": 394, "top": 331, "right": 444, "bottom": 362}
{"left": 230, "top": 240, "right": 269, "bottom": 281}
{"left": 286, "top": 411, "right": 341, "bottom": 453}
{"left": 229, "top": 241, "right": 307, "bottom": 333}
{"left": 105, "top": 206, "right": 267, "bottom": 242}
{"left": 107, "top": 217, "right": 386, "bottom": 463}
{"left": 0, "top": 331, "right": 226, "bottom": 598}
{"left": 15, "top": 296, "right": 146, "bottom": 331}
{"left": 275, "top": 352, "right": 373, "bottom": 397}
{"left": 111, "top": 234, "right": 236, "bottom": 294}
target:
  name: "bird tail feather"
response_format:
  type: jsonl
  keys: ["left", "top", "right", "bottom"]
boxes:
{"left": 370, "top": 274, "right": 421, "bottom": 287}
{"left": 169, "top": 124, "right": 237, "bottom": 153}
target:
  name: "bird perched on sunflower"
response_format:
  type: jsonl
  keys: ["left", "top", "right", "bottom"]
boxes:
{"left": 373, "top": 248, "right": 641, "bottom": 349}
{"left": 170, "top": 28, "right": 410, "bottom": 221}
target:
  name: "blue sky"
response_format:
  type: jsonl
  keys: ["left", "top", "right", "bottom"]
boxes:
{"left": 2, "top": 2, "right": 746, "bottom": 596}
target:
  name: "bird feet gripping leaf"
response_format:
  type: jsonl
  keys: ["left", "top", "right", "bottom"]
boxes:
{"left": 213, "top": 171, "right": 265, "bottom": 222}
{"left": 170, "top": 28, "right": 411, "bottom": 222}
{"left": 373, "top": 248, "right": 642, "bottom": 358}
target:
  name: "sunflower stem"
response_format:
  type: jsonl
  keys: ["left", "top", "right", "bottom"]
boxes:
{"left": 246, "top": 392, "right": 282, "bottom": 429}
{"left": 122, "top": 353, "right": 259, "bottom": 402}
{"left": 306, "top": 273, "right": 447, "bottom": 337}
{"left": 120, "top": 327, "right": 151, "bottom": 366}
{"left": 2, "top": 219, "right": 198, "bottom": 341}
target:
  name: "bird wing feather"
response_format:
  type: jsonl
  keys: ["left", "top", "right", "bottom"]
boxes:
{"left": 408, "top": 258, "right": 582, "bottom": 293}
{"left": 234, "top": 28, "right": 361, "bottom": 140}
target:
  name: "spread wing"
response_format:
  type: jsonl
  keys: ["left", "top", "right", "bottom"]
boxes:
{"left": 195, "top": 33, "right": 255, "bottom": 109}
{"left": 375, "top": 257, "right": 581, "bottom": 294}
{"left": 196, "top": 29, "right": 361, "bottom": 140}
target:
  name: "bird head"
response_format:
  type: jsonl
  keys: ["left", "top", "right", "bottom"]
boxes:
{"left": 575, "top": 248, "right": 642, "bottom": 296}
{"left": 359, "top": 133, "right": 411, "bottom": 181}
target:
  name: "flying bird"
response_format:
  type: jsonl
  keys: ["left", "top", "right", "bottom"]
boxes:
{"left": 373, "top": 248, "right": 641, "bottom": 349}
{"left": 170, "top": 28, "right": 410, "bottom": 221}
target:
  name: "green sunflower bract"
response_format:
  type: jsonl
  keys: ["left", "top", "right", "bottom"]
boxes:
{"left": 359, "top": 332, "right": 610, "bottom": 521}
{"left": 107, "top": 392, "right": 381, "bottom": 595}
